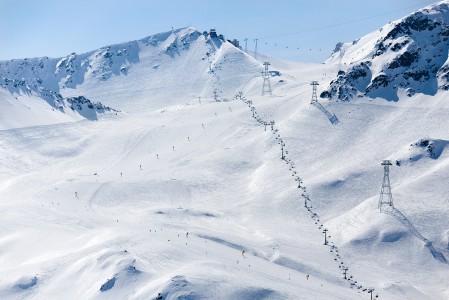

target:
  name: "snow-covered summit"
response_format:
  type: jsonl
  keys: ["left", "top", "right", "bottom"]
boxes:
{"left": 322, "top": 0, "right": 449, "bottom": 101}
{"left": 0, "top": 27, "right": 202, "bottom": 91}
{"left": 0, "top": 27, "right": 260, "bottom": 129}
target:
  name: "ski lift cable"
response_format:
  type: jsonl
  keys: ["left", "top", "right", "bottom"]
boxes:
{"left": 256, "top": 0, "right": 436, "bottom": 40}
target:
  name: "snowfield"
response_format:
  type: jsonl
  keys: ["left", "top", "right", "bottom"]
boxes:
{"left": 1, "top": 10, "right": 449, "bottom": 300}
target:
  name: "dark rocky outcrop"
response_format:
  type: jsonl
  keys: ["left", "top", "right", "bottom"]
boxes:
{"left": 323, "top": 2, "right": 449, "bottom": 101}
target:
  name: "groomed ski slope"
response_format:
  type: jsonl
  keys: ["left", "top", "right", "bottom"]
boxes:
{"left": 1, "top": 27, "right": 449, "bottom": 299}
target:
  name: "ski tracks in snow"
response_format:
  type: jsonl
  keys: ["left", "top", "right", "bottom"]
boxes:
{"left": 240, "top": 95, "right": 380, "bottom": 299}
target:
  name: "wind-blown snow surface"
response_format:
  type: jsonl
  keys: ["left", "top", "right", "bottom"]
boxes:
{"left": 1, "top": 27, "right": 449, "bottom": 299}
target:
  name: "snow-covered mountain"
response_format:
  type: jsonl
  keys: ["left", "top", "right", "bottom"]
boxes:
{"left": 0, "top": 77, "right": 114, "bottom": 129}
{"left": 0, "top": 27, "right": 260, "bottom": 130}
{"left": 1, "top": 11, "right": 449, "bottom": 300}
{"left": 322, "top": 0, "right": 449, "bottom": 101}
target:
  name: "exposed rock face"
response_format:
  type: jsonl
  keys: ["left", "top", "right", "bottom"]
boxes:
{"left": 66, "top": 96, "right": 115, "bottom": 120}
{"left": 1, "top": 76, "right": 115, "bottom": 119}
{"left": 323, "top": 1, "right": 449, "bottom": 101}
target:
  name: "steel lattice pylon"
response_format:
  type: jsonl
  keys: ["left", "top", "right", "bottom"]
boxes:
{"left": 310, "top": 81, "right": 319, "bottom": 104}
{"left": 262, "top": 62, "right": 272, "bottom": 96}
{"left": 378, "top": 160, "right": 394, "bottom": 211}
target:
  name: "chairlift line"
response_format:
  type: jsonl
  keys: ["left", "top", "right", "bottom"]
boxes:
{"left": 256, "top": 0, "right": 436, "bottom": 40}
{"left": 240, "top": 95, "right": 374, "bottom": 297}
{"left": 239, "top": 1, "right": 435, "bottom": 58}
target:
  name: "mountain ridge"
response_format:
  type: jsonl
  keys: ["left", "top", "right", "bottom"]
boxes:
{"left": 322, "top": 0, "right": 449, "bottom": 101}
{"left": 0, "top": 27, "right": 260, "bottom": 129}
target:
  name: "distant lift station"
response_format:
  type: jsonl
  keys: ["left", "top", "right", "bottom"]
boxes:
{"left": 209, "top": 29, "right": 218, "bottom": 38}
{"left": 203, "top": 29, "right": 224, "bottom": 40}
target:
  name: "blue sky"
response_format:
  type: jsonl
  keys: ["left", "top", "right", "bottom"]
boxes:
{"left": 0, "top": 0, "right": 438, "bottom": 62}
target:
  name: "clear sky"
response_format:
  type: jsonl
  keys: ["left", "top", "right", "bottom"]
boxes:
{"left": 0, "top": 0, "right": 439, "bottom": 62}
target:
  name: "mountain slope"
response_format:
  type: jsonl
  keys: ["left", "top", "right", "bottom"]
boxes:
{"left": 322, "top": 0, "right": 449, "bottom": 101}
{"left": 1, "top": 19, "right": 449, "bottom": 300}
{"left": 0, "top": 80, "right": 114, "bottom": 130}
{"left": 0, "top": 27, "right": 261, "bottom": 117}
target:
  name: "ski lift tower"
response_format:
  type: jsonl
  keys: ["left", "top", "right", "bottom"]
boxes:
{"left": 262, "top": 62, "right": 272, "bottom": 96}
{"left": 310, "top": 81, "right": 319, "bottom": 104}
{"left": 378, "top": 160, "right": 394, "bottom": 211}
{"left": 254, "top": 39, "right": 259, "bottom": 60}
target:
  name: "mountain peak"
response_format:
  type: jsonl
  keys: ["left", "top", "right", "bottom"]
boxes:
{"left": 0, "top": 26, "right": 256, "bottom": 129}
{"left": 323, "top": 0, "right": 449, "bottom": 101}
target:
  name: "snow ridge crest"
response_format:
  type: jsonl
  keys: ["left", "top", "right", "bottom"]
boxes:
{"left": 323, "top": 1, "right": 449, "bottom": 101}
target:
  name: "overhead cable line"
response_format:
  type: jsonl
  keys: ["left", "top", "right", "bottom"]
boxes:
{"left": 257, "top": 0, "right": 437, "bottom": 40}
